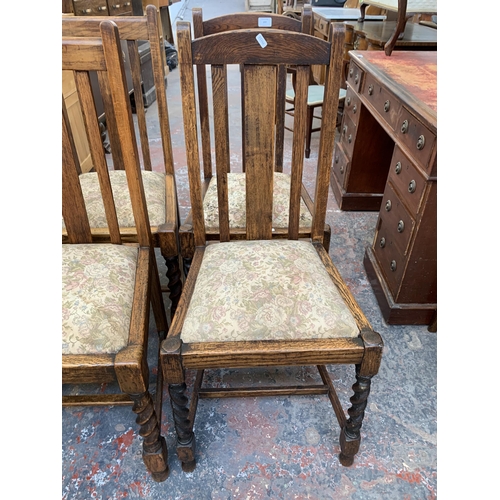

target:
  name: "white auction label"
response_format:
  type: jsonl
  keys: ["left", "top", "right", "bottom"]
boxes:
{"left": 256, "top": 33, "right": 267, "bottom": 48}
{"left": 258, "top": 17, "right": 272, "bottom": 27}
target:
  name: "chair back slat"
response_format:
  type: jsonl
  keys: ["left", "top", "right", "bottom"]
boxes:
{"left": 127, "top": 39, "right": 152, "bottom": 171}
{"left": 73, "top": 70, "right": 121, "bottom": 242}
{"left": 145, "top": 5, "right": 175, "bottom": 177}
{"left": 211, "top": 64, "right": 231, "bottom": 242}
{"left": 288, "top": 65, "right": 309, "bottom": 240}
{"left": 62, "top": 99, "right": 93, "bottom": 243}
{"left": 243, "top": 64, "right": 275, "bottom": 240}
{"left": 192, "top": 8, "right": 213, "bottom": 178}
{"left": 274, "top": 64, "right": 287, "bottom": 173}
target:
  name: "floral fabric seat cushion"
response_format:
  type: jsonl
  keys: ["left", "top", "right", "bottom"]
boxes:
{"left": 181, "top": 240, "right": 359, "bottom": 343}
{"left": 75, "top": 170, "right": 166, "bottom": 228}
{"left": 62, "top": 244, "right": 138, "bottom": 355}
{"left": 203, "top": 172, "right": 313, "bottom": 230}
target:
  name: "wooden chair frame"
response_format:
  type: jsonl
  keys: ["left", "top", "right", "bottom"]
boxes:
{"left": 62, "top": 21, "right": 169, "bottom": 482}
{"left": 161, "top": 21, "right": 383, "bottom": 473}
{"left": 62, "top": 5, "right": 183, "bottom": 318}
{"left": 178, "top": 6, "right": 334, "bottom": 276}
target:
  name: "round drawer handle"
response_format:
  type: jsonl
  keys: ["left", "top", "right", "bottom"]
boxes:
{"left": 395, "top": 161, "right": 402, "bottom": 174}
{"left": 346, "top": 97, "right": 351, "bottom": 106}
{"left": 368, "top": 84, "right": 374, "bottom": 95}
{"left": 401, "top": 120, "right": 409, "bottom": 134}
{"left": 348, "top": 134, "right": 352, "bottom": 144}
{"left": 335, "top": 155, "right": 339, "bottom": 164}
{"left": 390, "top": 260, "right": 397, "bottom": 272}
{"left": 349, "top": 68, "right": 353, "bottom": 77}
{"left": 380, "top": 237, "right": 386, "bottom": 248}
{"left": 408, "top": 180, "right": 416, "bottom": 193}
{"left": 340, "top": 165, "right": 344, "bottom": 174}
{"left": 98, "top": 6, "right": 107, "bottom": 10}
{"left": 124, "top": 1, "right": 130, "bottom": 4}
{"left": 397, "top": 220, "right": 405, "bottom": 233}
{"left": 384, "top": 100, "right": 390, "bottom": 112}
{"left": 354, "top": 74, "right": 359, "bottom": 84}
{"left": 82, "top": 8, "right": 92, "bottom": 13}
{"left": 353, "top": 105, "right": 357, "bottom": 114}
{"left": 342, "top": 125, "right": 347, "bottom": 136}
{"left": 385, "top": 200, "right": 392, "bottom": 211}
{"left": 113, "top": 4, "right": 121, "bottom": 8}
{"left": 417, "top": 135, "right": 426, "bottom": 150}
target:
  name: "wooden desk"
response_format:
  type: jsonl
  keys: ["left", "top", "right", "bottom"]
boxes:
{"left": 345, "top": 20, "right": 437, "bottom": 52}
{"left": 331, "top": 50, "right": 436, "bottom": 325}
{"left": 312, "top": 7, "right": 386, "bottom": 83}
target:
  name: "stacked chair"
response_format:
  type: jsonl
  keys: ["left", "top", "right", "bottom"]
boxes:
{"left": 62, "top": 5, "right": 182, "bottom": 319}
{"left": 62, "top": 20, "right": 169, "bottom": 481}
{"left": 160, "top": 18, "right": 384, "bottom": 473}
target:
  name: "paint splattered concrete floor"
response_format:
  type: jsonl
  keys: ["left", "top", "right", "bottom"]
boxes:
{"left": 62, "top": 1, "right": 437, "bottom": 498}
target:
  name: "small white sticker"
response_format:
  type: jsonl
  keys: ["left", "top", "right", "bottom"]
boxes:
{"left": 256, "top": 33, "right": 267, "bottom": 48}
{"left": 258, "top": 17, "right": 272, "bottom": 27}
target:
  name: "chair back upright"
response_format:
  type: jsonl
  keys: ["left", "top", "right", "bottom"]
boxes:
{"left": 192, "top": 6, "right": 313, "bottom": 176}
{"left": 62, "top": 20, "right": 151, "bottom": 248}
{"left": 177, "top": 21, "right": 345, "bottom": 248}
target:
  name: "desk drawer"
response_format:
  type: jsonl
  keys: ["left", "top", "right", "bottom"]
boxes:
{"left": 372, "top": 218, "right": 407, "bottom": 299}
{"left": 72, "top": 0, "right": 108, "bottom": 15}
{"left": 314, "top": 16, "right": 329, "bottom": 37}
{"left": 378, "top": 182, "right": 415, "bottom": 256}
{"left": 344, "top": 85, "right": 361, "bottom": 127}
{"left": 362, "top": 72, "right": 401, "bottom": 132}
{"left": 396, "top": 107, "right": 436, "bottom": 174}
{"left": 332, "top": 142, "right": 349, "bottom": 188}
{"left": 339, "top": 112, "right": 357, "bottom": 159}
{"left": 107, "top": 0, "right": 132, "bottom": 15}
{"left": 387, "top": 146, "right": 426, "bottom": 216}
{"left": 347, "top": 62, "right": 363, "bottom": 94}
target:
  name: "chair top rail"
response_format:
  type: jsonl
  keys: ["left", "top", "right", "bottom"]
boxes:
{"left": 62, "top": 38, "right": 106, "bottom": 71}
{"left": 62, "top": 16, "right": 149, "bottom": 40}
{"left": 187, "top": 28, "right": 332, "bottom": 66}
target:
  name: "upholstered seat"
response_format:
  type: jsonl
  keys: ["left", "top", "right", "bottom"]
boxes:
{"left": 62, "top": 243, "right": 138, "bottom": 355}
{"left": 203, "top": 173, "right": 313, "bottom": 230}
{"left": 182, "top": 240, "right": 359, "bottom": 343}
{"left": 286, "top": 86, "right": 346, "bottom": 107}
{"left": 77, "top": 171, "right": 166, "bottom": 228}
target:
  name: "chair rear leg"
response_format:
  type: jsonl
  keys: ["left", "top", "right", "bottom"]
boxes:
{"left": 305, "top": 106, "right": 314, "bottom": 158}
{"left": 163, "top": 254, "right": 182, "bottom": 319}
